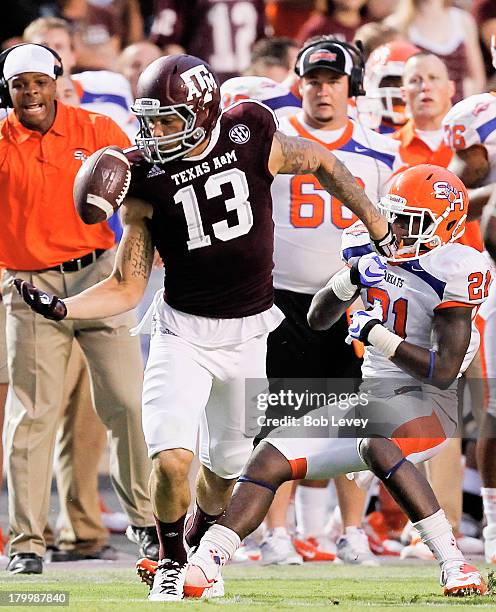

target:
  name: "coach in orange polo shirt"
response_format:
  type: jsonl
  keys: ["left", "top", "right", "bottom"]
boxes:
{"left": 0, "top": 44, "right": 156, "bottom": 574}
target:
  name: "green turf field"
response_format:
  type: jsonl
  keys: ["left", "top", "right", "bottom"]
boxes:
{"left": 0, "top": 563, "right": 495, "bottom": 611}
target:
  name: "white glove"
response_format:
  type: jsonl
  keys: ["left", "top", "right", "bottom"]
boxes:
{"left": 371, "top": 223, "right": 398, "bottom": 259}
{"left": 345, "top": 299, "right": 383, "bottom": 345}
{"left": 352, "top": 253, "right": 387, "bottom": 288}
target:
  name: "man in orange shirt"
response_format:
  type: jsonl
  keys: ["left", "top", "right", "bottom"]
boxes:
{"left": 393, "top": 51, "right": 483, "bottom": 250}
{"left": 0, "top": 43, "right": 156, "bottom": 574}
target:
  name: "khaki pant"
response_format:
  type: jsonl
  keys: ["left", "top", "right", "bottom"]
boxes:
{"left": 55, "top": 342, "right": 109, "bottom": 552}
{"left": 3, "top": 249, "right": 153, "bottom": 556}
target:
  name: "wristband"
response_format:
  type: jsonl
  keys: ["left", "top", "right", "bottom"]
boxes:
{"left": 329, "top": 268, "right": 356, "bottom": 301}
{"left": 367, "top": 324, "right": 403, "bottom": 358}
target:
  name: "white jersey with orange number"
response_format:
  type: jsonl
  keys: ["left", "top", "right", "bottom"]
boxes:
{"left": 442, "top": 92, "right": 496, "bottom": 184}
{"left": 342, "top": 222, "right": 492, "bottom": 379}
{"left": 272, "top": 113, "right": 401, "bottom": 293}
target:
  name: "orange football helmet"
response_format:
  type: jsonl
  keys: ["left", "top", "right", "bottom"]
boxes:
{"left": 378, "top": 165, "right": 467, "bottom": 260}
{"left": 364, "top": 41, "right": 420, "bottom": 125}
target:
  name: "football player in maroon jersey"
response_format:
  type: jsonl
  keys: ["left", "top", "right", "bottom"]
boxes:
{"left": 15, "top": 54, "right": 395, "bottom": 601}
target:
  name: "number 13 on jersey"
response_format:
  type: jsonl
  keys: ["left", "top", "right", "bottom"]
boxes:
{"left": 174, "top": 168, "right": 253, "bottom": 250}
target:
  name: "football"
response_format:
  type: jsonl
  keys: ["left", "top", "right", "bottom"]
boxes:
{"left": 73, "top": 145, "right": 131, "bottom": 224}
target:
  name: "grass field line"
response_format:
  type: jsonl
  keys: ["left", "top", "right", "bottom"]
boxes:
{"left": 0, "top": 562, "right": 495, "bottom": 611}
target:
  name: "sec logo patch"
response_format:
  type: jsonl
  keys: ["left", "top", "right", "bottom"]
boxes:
{"left": 229, "top": 124, "right": 250, "bottom": 144}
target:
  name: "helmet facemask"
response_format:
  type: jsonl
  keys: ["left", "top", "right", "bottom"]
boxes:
{"left": 132, "top": 97, "right": 206, "bottom": 163}
{"left": 378, "top": 193, "right": 466, "bottom": 261}
{"left": 366, "top": 74, "right": 407, "bottom": 125}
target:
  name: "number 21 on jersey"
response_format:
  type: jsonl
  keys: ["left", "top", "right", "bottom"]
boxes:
{"left": 367, "top": 287, "right": 408, "bottom": 339}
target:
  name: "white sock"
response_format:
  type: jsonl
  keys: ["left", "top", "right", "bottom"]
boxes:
{"left": 344, "top": 526, "right": 363, "bottom": 536}
{"left": 193, "top": 524, "right": 241, "bottom": 569}
{"left": 295, "top": 485, "right": 330, "bottom": 537}
{"left": 463, "top": 466, "right": 482, "bottom": 496}
{"left": 481, "top": 488, "right": 496, "bottom": 526}
{"left": 413, "top": 509, "right": 464, "bottom": 567}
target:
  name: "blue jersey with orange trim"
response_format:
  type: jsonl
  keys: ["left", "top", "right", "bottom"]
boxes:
{"left": 341, "top": 221, "right": 492, "bottom": 378}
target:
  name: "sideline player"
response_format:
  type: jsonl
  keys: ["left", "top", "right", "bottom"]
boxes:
{"left": 442, "top": 34, "right": 496, "bottom": 563}
{"left": 362, "top": 40, "right": 420, "bottom": 134}
{"left": 14, "top": 54, "right": 395, "bottom": 601}
{"left": 184, "top": 164, "right": 490, "bottom": 598}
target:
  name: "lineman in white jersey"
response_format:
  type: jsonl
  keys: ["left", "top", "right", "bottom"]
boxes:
{"left": 185, "top": 164, "right": 490, "bottom": 599}
{"left": 442, "top": 36, "right": 496, "bottom": 563}
{"left": 272, "top": 108, "right": 400, "bottom": 292}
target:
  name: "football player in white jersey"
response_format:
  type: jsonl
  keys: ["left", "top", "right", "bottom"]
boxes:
{"left": 442, "top": 34, "right": 496, "bottom": 563}
{"left": 184, "top": 165, "right": 490, "bottom": 598}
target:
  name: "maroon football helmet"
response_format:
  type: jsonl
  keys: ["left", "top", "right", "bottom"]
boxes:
{"left": 132, "top": 54, "right": 221, "bottom": 163}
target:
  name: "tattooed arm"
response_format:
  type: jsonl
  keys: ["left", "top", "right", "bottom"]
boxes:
{"left": 268, "top": 130, "right": 388, "bottom": 241}
{"left": 64, "top": 197, "right": 154, "bottom": 319}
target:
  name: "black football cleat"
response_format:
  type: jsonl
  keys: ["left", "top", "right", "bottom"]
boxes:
{"left": 126, "top": 525, "right": 159, "bottom": 561}
{"left": 6, "top": 553, "right": 43, "bottom": 574}
{"left": 50, "top": 545, "right": 118, "bottom": 562}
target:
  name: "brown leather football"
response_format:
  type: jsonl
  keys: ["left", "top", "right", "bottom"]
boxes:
{"left": 73, "top": 145, "right": 131, "bottom": 224}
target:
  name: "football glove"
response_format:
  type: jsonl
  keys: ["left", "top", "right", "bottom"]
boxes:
{"left": 345, "top": 300, "right": 383, "bottom": 345}
{"left": 350, "top": 252, "right": 387, "bottom": 288}
{"left": 14, "top": 279, "right": 67, "bottom": 321}
{"left": 371, "top": 223, "right": 398, "bottom": 259}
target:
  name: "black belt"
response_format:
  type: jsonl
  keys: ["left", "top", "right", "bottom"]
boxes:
{"left": 43, "top": 249, "right": 106, "bottom": 273}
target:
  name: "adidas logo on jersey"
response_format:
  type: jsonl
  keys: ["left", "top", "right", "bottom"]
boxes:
{"left": 147, "top": 165, "right": 166, "bottom": 178}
